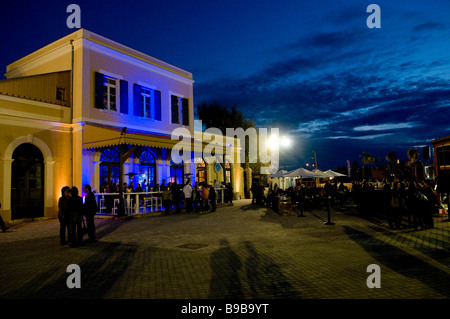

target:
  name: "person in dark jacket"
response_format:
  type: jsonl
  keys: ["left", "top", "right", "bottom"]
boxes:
{"left": 58, "top": 186, "right": 71, "bottom": 244}
{"left": 68, "top": 186, "right": 84, "bottom": 247}
{"left": 209, "top": 185, "right": 216, "bottom": 212}
{"left": 83, "top": 184, "right": 98, "bottom": 243}
{"left": 171, "top": 182, "right": 181, "bottom": 214}
{"left": 0, "top": 203, "right": 9, "bottom": 232}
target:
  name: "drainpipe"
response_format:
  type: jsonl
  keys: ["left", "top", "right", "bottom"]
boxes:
{"left": 70, "top": 39, "right": 74, "bottom": 187}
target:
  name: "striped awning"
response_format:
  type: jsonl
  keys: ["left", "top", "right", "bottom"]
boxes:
{"left": 82, "top": 123, "right": 184, "bottom": 150}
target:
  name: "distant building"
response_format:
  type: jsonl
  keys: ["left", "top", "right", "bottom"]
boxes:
{"left": 432, "top": 136, "right": 450, "bottom": 194}
{"left": 0, "top": 29, "right": 243, "bottom": 223}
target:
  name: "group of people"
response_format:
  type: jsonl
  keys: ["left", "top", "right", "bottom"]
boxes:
{"left": 379, "top": 179, "right": 438, "bottom": 230}
{"left": 252, "top": 176, "right": 444, "bottom": 231}
{"left": 160, "top": 179, "right": 233, "bottom": 215}
{"left": 58, "top": 184, "right": 97, "bottom": 247}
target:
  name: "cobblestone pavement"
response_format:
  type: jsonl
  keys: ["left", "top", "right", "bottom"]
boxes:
{"left": 1, "top": 199, "right": 450, "bottom": 301}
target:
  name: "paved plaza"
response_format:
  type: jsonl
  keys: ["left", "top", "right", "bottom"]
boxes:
{"left": 1, "top": 199, "right": 450, "bottom": 302}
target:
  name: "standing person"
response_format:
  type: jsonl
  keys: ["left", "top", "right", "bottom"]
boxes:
{"left": 83, "top": 184, "right": 98, "bottom": 243}
{"left": 171, "top": 182, "right": 181, "bottom": 214}
{"left": 0, "top": 203, "right": 9, "bottom": 232}
{"left": 201, "top": 183, "right": 210, "bottom": 212}
{"left": 390, "top": 182, "right": 402, "bottom": 229}
{"left": 142, "top": 179, "right": 148, "bottom": 192}
{"left": 162, "top": 184, "right": 172, "bottom": 215}
{"left": 68, "top": 186, "right": 84, "bottom": 247}
{"left": 251, "top": 181, "right": 257, "bottom": 204}
{"left": 192, "top": 183, "right": 200, "bottom": 213}
{"left": 183, "top": 179, "right": 193, "bottom": 213}
{"left": 208, "top": 184, "right": 217, "bottom": 212}
{"left": 58, "top": 186, "right": 71, "bottom": 244}
{"left": 421, "top": 181, "right": 436, "bottom": 229}
{"left": 226, "top": 182, "right": 233, "bottom": 205}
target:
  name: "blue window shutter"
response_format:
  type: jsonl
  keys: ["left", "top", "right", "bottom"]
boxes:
{"left": 133, "top": 83, "right": 142, "bottom": 116}
{"left": 171, "top": 95, "right": 179, "bottom": 124}
{"left": 120, "top": 80, "right": 128, "bottom": 114}
{"left": 154, "top": 90, "right": 161, "bottom": 121}
{"left": 94, "top": 72, "right": 104, "bottom": 109}
{"left": 182, "top": 98, "right": 189, "bottom": 125}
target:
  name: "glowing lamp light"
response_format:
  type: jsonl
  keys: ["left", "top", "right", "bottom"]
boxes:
{"left": 280, "top": 136, "right": 291, "bottom": 148}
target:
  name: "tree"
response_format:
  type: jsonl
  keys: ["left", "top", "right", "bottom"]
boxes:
{"left": 196, "top": 102, "right": 258, "bottom": 197}
{"left": 386, "top": 150, "right": 397, "bottom": 178}
{"left": 407, "top": 148, "right": 424, "bottom": 179}
{"left": 196, "top": 102, "right": 255, "bottom": 132}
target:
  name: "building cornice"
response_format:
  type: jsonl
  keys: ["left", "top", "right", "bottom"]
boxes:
{"left": 5, "top": 29, "right": 194, "bottom": 85}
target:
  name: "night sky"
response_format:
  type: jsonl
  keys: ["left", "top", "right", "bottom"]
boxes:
{"left": 1, "top": 0, "right": 449, "bottom": 171}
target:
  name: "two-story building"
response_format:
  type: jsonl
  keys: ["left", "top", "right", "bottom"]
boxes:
{"left": 0, "top": 29, "right": 244, "bottom": 223}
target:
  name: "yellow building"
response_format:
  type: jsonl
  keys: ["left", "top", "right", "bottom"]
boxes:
{"left": 0, "top": 29, "right": 244, "bottom": 223}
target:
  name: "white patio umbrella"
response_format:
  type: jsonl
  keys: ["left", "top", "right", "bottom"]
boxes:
{"left": 323, "top": 169, "right": 346, "bottom": 177}
{"left": 311, "top": 169, "right": 329, "bottom": 178}
{"left": 285, "top": 167, "right": 324, "bottom": 178}
{"left": 269, "top": 170, "right": 289, "bottom": 178}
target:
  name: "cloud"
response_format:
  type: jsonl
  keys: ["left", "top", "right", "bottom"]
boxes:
{"left": 194, "top": 9, "right": 450, "bottom": 168}
{"left": 412, "top": 22, "right": 445, "bottom": 32}
{"left": 353, "top": 122, "right": 417, "bottom": 131}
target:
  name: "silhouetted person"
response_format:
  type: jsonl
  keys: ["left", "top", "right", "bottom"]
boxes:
{"left": 171, "top": 182, "right": 181, "bottom": 214}
{"left": 209, "top": 185, "right": 216, "bottom": 212}
{"left": 0, "top": 203, "right": 9, "bottom": 232}
{"left": 68, "top": 186, "right": 84, "bottom": 247}
{"left": 58, "top": 186, "right": 71, "bottom": 244}
{"left": 83, "top": 184, "right": 98, "bottom": 243}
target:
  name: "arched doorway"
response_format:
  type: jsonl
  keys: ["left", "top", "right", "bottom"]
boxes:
{"left": 170, "top": 159, "right": 184, "bottom": 185}
{"left": 11, "top": 143, "right": 44, "bottom": 219}
{"left": 139, "top": 150, "right": 156, "bottom": 191}
{"left": 99, "top": 148, "right": 120, "bottom": 192}
{"left": 195, "top": 158, "right": 207, "bottom": 184}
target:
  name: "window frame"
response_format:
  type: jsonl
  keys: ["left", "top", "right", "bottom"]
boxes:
{"left": 103, "top": 76, "right": 119, "bottom": 112}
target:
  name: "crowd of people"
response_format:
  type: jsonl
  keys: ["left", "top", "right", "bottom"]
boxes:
{"left": 58, "top": 184, "right": 97, "bottom": 247}
{"left": 99, "top": 177, "right": 235, "bottom": 216}
{"left": 252, "top": 177, "right": 444, "bottom": 231}
{"left": 352, "top": 178, "right": 441, "bottom": 230}
{"left": 160, "top": 179, "right": 234, "bottom": 215}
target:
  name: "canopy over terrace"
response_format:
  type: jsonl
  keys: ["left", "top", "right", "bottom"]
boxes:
{"left": 270, "top": 168, "right": 325, "bottom": 189}
{"left": 81, "top": 123, "right": 196, "bottom": 215}
{"left": 323, "top": 169, "right": 346, "bottom": 178}
{"left": 285, "top": 168, "right": 324, "bottom": 178}
{"left": 82, "top": 123, "right": 182, "bottom": 150}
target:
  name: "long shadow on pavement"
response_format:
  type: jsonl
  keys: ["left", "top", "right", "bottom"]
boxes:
{"left": 208, "top": 238, "right": 301, "bottom": 299}
{"left": 208, "top": 238, "right": 244, "bottom": 298}
{"left": 1, "top": 241, "right": 137, "bottom": 299}
{"left": 343, "top": 226, "right": 450, "bottom": 298}
{"left": 244, "top": 241, "right": 301, "bottom": 299}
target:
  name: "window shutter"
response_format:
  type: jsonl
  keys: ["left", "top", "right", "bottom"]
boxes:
{"left": 120, "top": 80, "right": 128, "bottom": 114}
{"left": 133, "top": 83, "right": 142, "bottom": 116}
{"left": 171, "top": 95, "right": 179, "bottom": 124}
{"left": 154, "top": 90, "right": 162, "bottom": 121}
{"left": 94, "top": 72, "right": 104, "bottom": 109}
{"left": 182, "top": 98, "right": 189, "bottom": 125}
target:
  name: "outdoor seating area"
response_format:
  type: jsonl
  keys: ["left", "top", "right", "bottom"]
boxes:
{"left": 94, "top": 188, "right": 228, "bottom": 216}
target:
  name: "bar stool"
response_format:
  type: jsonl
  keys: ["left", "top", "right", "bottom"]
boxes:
{"left": 99, "top": 198, "right": 106, "bottom": 214}
{"left": 112, "top": 198, "right": 120, "bottom": 214}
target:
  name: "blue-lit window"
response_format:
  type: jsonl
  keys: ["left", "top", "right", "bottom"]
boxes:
{"left": 103, "top": 76, "right": 118, "bottom": 111}
{"left": 171, "top": 95, "right": 189, "bottom": 126}
{"left": 141, "top": 88, "right": 154, "bottom": 119}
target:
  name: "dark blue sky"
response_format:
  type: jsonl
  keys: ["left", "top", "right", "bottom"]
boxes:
{"left": 1, "top": 0, "right": 449, "bottom": 171}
